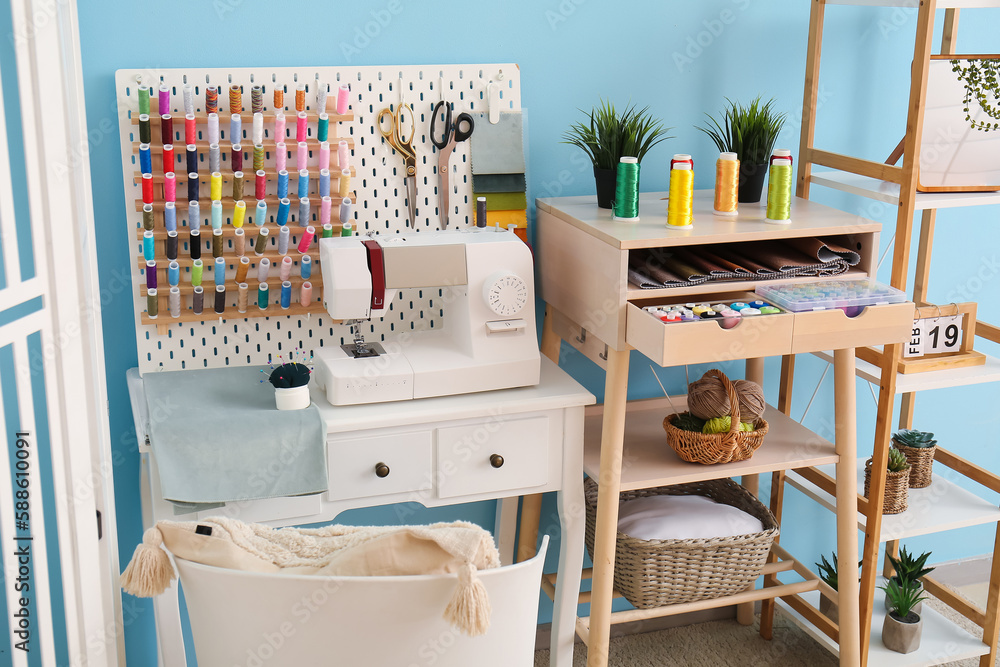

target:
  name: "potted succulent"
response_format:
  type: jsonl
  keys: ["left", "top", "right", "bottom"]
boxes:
{"left": 892, "top": 429, "right": 937, "bottom": 488}
{"left": 563, "top": 100, "right": 672, "bottom": 208}
{"left": 864, "top": 448, "right": 911, "bottom": 514}
{"left": 696, "top": 96, "right": 787, "bottom": 203}
{"left": 881, "top": 577, "right": 928, "bottom": 654}
{"left": 884, "top": 547, "right": 934, "bottom": 614}
{"left": 816, "top": 552, "right": 859, "bottom": 622}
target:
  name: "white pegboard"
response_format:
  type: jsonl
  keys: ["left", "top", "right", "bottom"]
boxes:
{"left": 115, "top": 64, "right": 521, "bottom": 373}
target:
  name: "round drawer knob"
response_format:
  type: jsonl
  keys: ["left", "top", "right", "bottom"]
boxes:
{"left": 490, "top": 454, "right": 504, "bottom": 469}
{"left": 375, "top": 462, "right": 390, "bottom": 478}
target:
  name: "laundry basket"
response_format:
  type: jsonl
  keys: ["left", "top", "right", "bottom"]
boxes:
{"left": 174, "top": 537, "right": 549, "bottom": 667}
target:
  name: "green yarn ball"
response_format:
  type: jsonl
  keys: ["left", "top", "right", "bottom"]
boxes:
{"left": 672, "top": 412, "right": 706, "bottom": 433}
{"left": 702, "top": 416, "right": 732, "bottom": 434}
{"left": 740, "top": 421, "right": 755, "bottom": 432}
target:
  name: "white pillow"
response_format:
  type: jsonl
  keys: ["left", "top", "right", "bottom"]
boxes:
{"left": 617, "top": 494, "right": 763, "bottom": 541}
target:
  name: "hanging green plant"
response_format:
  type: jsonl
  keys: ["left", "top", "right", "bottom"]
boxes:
{"left": 951, "top": 58, "right": 1000, "bottom": 132}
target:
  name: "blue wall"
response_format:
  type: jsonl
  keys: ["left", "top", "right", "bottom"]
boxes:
{"left": 72, "top": 1, "right": 1000, "bottom": 664}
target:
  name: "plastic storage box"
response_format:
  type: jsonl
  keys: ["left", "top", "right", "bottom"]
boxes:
{"left": 756, "top": 279, "right": 907, "bottom": 315}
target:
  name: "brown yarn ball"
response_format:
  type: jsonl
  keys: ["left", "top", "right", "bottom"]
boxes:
{"left": 687, "top": 371, "right": 766, "bottom": 421}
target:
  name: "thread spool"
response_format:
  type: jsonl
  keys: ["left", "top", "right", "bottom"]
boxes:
{"left": 231, "top": 144, "right": 243, "bottom": 172}
{"left": 211, "top": 200, "right": 223, "bottom": 230}
{"left": 476, "top": 197, "right": 487, "bottom": 228}
{"left": 139, "top": 115, "right": 151, "bottom": 144}
{"left": 255, "top": 199, "right": 267, "bottom": 225}
{"left": 255, "top": 227, "right": 270, "bottom": 255}
{"left": 341, "top": 221, "right": 353, "bottom": 237}
{"left": 337, "top": 84, "right": 350, "bottom": 115}
{"left": 207, "top": 113, "right": 219, "bottom": 145}
{"left": 296, "top": 111, "right": 308, "bottom": 143}
{"left": 169, "top": 286, "right": 180, "bottom": 318}
{"left": 322, "top": 223, "right": 334, "bottom": 238}
{"left": 209, "top": 172, "right": 221, "bottom": 201}
{"left": 300, "top": 281, "right": 312, "bottom": 307}
{"left": 214, "top": 284, "right": 226, "bottom": 314}
{"left": 214, "top": 256, "right": 226, "bottom": 285}
{"left": 192, "top": 285, "right": 204, "bottom": 315}
{"left": 229, "top": 84, "right": 241, "bottom": 114}
{"left": 765, "top": 149, "right": 793, "bottom": 225}
{"left": 315, "top": 143, "right": 328, "bottom": 173}
{"left": 316, "top": 83, "right": 328, "bottom": 113}
{"left": 163, "top": 172, "right": 176, "bottom": 202}
{"left": 234, "top": 227, "right": 245, "bottom": 256}
{"left": 164, "top": 202, "right": 176, "bottom": 233}
{"left": 339, "top": 169, "right": 350, "bottom": 199}
{"left": 166, "top": 231, "right": 178, "bottom": 261}
{"left": 255, "top": 170, "right": 266, "bottom": 200}
{"left": 138, "top": 85, "right": 150, "bottom": 115}
{"left": 275, "top": 113, "right": 286, "bottom": 142}
{"left": 319, "top": 169, "right": 330, "bottom": 197}
{"left": 184, "top": 114, "right": 197, "bottom": 146}
{"left": 167, "top": 260, "right": 179, "bottom": 286}
{"left": 297, "top": 141, "right": 308, "bottom": 169}
{"left": 145, "top": 260, "right": 157, "bottom": 290}
{"left": 257, "top": 258, "right": 270, "bottom": 283}
{"left": 146, "top": 289, "right": 158, "bottom": 319}
{"left": 205, "top": 86, "right": 218, "bottom": 115}
{"left": 277, "top": 169, "right": 289, "bottom": 199}
{"left": 340, "top": 197, "right": 352, "bottom": 224}
{"left": 183, "top": 85, "right": 194, "bottom": 115}
{"left": 277, "top": 198, "right": 290, "bottom": 226}
{"left": 160, "top": 114, "right": 172, "bottom": 145}
{"left": 142, "top": 203, "right": 154, "bottom": 230}
{"left": 235, "top": 255, "right": 249, "bottom": 283}
{"left": 258, "top": 283, "right": 269, "bottom": 310}
{"left": 280, "top": 281, "right": 292, "bottom": 309}
{"left": 278, "top": 226, "right": 290, "bottom": 254}
{"left": 713, "top": 152, "right": 739, "bottom": 217}
{"left": 612, "top": 156, "right": 640, "bottom": 222}
{"left": 300, "top": 254, "right": 312, "bottom": 279}
{"left": 158, "top": 84, "right": 170, "bottom": 113}
{"left": 253, "top": 144, "right": 264, "bottom": 172}
{"left": 273, "top": 87, "right": 284, "bottom": 110}
{"left": 298, "top": 198, "right": 310, "bottom": 224}
{"left": 187, "top": 171, "right": 199, "bottom": 202}
{"left": 189, "top": 228, "right": 201, "bottom": 260}
{"left": 295, "top": 83, "right": 306, "bottom": 112}
{"left": 212, "top": 228, "right": 224, "bottom": 257}
{"left": 233, "top": 199, "right": 246, "bottom": 228}
{"left": 251, "top": 85, "right": 263, "bottom": 114}
{"left": 320, "top": 196, "right": 332, "bottom": 225}
{"left": 318, "top": 112, "right": 329, "bottom": 142}
{"left": 143, "top": 230, "right": 155, "bottom": 261}
{"left": 338, "top": 141, "right": 350, "bottom": 171}
{"left": 191, "top": 259, "right": 203, "bottom": 286}
{"left": 232, "top": 171, "right": 244, "bottom": 201}
{"left": 237, "top": 282, "right": 248, "bottom": 313}
{"left": 298, "top": 225, "right": 315, "bottom": 253}
{"left": 162, "top": 144, "right": 175, "bottom": 173}
{"left": 666, "top": 154, "right": 694, "bottom": 229}
{"left": 139, "top": 143, "right": 152, "bottom": 174}
{"left": 209, "top": 143, "right": 220, "bottom": 173}
{"left": 298, "top": 169, "right": 310, "bottom": 199}
{"left": 279, "top": 255, "right": 292, "bottom": 282}
{"left": 141, "top": 173, "right": 154, "bottom": 204}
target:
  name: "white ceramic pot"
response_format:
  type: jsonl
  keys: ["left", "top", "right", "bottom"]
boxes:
{"left": 882, "top": 611, "right": 922, "bottom": 654}
{"left": 275, "top": 385, "right": 310, "bottom": 410}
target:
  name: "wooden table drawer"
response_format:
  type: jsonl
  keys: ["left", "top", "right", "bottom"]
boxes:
{"left": 789, "top": 301, "right": 914, "bottom": 353}
{"left": 327, "top": 431, "right": 433, "bottom": 501}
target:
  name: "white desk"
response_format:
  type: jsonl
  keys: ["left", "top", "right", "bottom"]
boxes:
{"left": 127, "top": 357, "right": 594, "bottom": 667}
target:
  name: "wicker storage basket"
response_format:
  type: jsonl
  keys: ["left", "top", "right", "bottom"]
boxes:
{"left": 663, "top": 370, "right": 769, "bottom": 465}
{"left": 892, "top": 440, "right": 936, "bottom": 488}
{"left": 863, "top": 458, "right": 910, "bottom": 514}
{"left": 583, "top": 477, "right": 779, "bottom": 609}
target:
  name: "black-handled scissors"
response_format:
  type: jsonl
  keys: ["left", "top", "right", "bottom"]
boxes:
{"left": 431, "top": 101, "right": 474, "bottom": 228}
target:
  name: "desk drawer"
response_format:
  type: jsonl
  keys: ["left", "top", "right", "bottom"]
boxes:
{"left": 790, "top": 301, "right": 914, "bottom": 353}
{"left": 625, "top": 296, "right": 793, "bottom": 366}
{"left": 327, "top": 431, "right": 433, "bottom": 501}
{"left": 436, "top": 416, "right": 550, "bottom": 499}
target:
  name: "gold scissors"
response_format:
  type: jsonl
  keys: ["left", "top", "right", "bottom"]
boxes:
{"left": 377, "top": 104, "right": 417, "bottom": 227}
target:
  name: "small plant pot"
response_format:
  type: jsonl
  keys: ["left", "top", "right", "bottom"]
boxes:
{"left": 819, "top": 595, "right": 838, "bottom": 623}
{"left": 882, "top": 611, "right": 922, "bottom": 654}
{"left": 883, "top": 579, "right": 923, "bottom": 615}
{"left": 274, "top": 385, "right": 310, "bottom": 410}
{"left": 738, "top": 162, "right": 768, "bottom": 203}
{"left": 594, "top": 166, "right": 617, "bottom": 209}
{"left": 892, "top": 440, "right": 936, "bottom": 488}
{"left": 864, "top": 458, "right": 910, "bottom": 514}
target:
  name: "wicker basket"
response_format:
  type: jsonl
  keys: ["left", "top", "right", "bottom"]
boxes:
{"left": 863, "top": 458, "right": 910, "bottom": 514}
{"left": 583, "top": 477, "right": 779, "bottom": 609}
{"left": 892, "top": 440, "right": 936, "bottom": 488}
{"left": 663, "top": 370, "right": 769, "bottom": 465}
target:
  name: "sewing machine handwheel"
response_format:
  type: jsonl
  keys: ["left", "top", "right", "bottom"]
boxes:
{"left": 490, "top": 454, "right": 504, "bottom": 469}
{"left": 375, "top": 462, "right": 390, "bottom": 478}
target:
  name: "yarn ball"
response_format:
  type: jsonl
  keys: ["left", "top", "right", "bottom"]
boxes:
{"left": 733, "top": 380, "right": 766, "bottom": 421}
{"left": 687, "top": 371, "right": 766, "bottom": 421}
{"left": 702, "top": 416, "right": 732, "bottom": 434}
{"left": 672, "top": 412, "right": 706, "bottom": 433}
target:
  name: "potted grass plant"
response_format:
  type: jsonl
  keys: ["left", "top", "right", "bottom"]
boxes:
{"left": 892, "top": 429, "right": 937, "bottom": 488}
{"left": 881, "top": 577, "right": 927, "bottom": 654}
{"left": 815, "top": 552, "right": 853, "bottom": 622}
{"left": 563, "top": 100, "right": 672, "bottom": 208}
{"left": 884, "top": 547, "right": 934, "bottom": 614}
{"left": 864, "top": 448, "right": 911, "bottom": 514}
{"left": 697, "top": 96, "right": 786, "bottom": 203}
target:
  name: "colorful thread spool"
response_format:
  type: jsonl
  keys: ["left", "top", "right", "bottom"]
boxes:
{"left": 319, "top": 169, "right": 330, "bottom": 197}
{"left": 759, "top": 305, "right": 782, "bottom": 315}
{"left": 169, "top": 287, "right": 180, "bottom": 318}
{"left": 277, "top": 170, "right": 289, "bottom": 199}
{"left": 257, "top": 257, "right": 270, "bottom": 283}
{"left": 253, "top": 170, "right": 266, "bottom": 201}
{"left": 612, "top": 156, "right": 640, "bottom": 222}
{"left": 713, "top": 152, "right": 739, "bottom": 217}
{"left": 296, "top": 142, "right": 308, "bottom": 169}
{"left": 188, "top": 199, "right": 200, "bottom": 227}
{"left": 208, "top": 171, "right": 222, "bottom": 201}
{"left": 316, "top": 83, "right": 328, "bottom": 113}
{"left": 189, "top": 228, "right": 201, "bottom": 260}
{"left": 233, "top": 199, "right": 246, "bottom": 228}
{"left": 339, "top": 169, "right": 350, "bottom": 199}
{"left": 666, "top": 154, "right": 694, "bottom": 229}
{"left": 298, "top": 225, "right": 315, "bottom": 253}
{"left": 214, "top": 284, "right": 226, "bottom": 314}
{"left": 138, "top": 85, "right": 150, "bottom": 115}
{"left": 162, "top": 144, "right": 175, "bottom": 173}
{"left": 212, "top": 228, "right": 224, "bottom": 257}
{"left": 143, "top": 230, "right": 155, "bottom": 261}
{"left": 234, "top": 228, "right": 245, "bottom": 256}
{"left": 258, "top": 283, "right": 268, "bottom": 310}
{"left": 185, "top": 145, "right": 198, "bottom": 176}
{"left": 251, "top": 85, "right": 263, "bottom": 114}
{"left": 192, "top": 285, "right": 204, "bottom": 315}
{"left": 275, "top": 142, "right": 288, "bottom": 173}
{"left": 274, "top": 86, "right": 284, "bottom": 110}
{"left": 231, "top": 144, "right": 243, "bottom": 172}
{"left": 164, "top": 172, "right": 176, "bottom": 202}
{"left": 183, "top": 85, "right": 194, "bottom": 115}
{"left": 317, "top": 113, "right": 329, "bottom": 142}
{"left": 253, "top": 144, "right": 264, "bottom": 172}
{"left": 300, "top": 254, "right": 312, "bottom": 279}
{"left": 275, "top": 113, "right": 286, "bottom": 142}
{"left": 295, "top": 83, "right": 305, "bottom": 112}
{"left": 300, "top": 281, "right": 312, "bottom": 307}
{"left": 740, "top": 307, "right": 761, "bottom": 317}
{"left": 214, "top": 256, "right": 226, "bottom": 285}
{"left": 232, "top": 171, "right": 245, "bottom": 200}
{"left": 139, "top": 143, "right": 152, "bottom": 174}
{"left": 337, "top": 84, "right": 350, "bottom": 115}
{"left": 205, "top": 86, "right": 218, "bottom": 114}
{"left": 319, "top": 142, "right": 330, "bottom": 172}
{"left": 341, "top": 221, "right": 353, "bottom": 237}
{"left": 141, "top": 173, "right": 154, "bottom": 204}
{"left": 719, "top": 308, "right": 742, "bottom": 330}
{"left": 298, "top": 169, "right": 309, "bottom": 199}
{"left": 237, "top": 282, "right": 248, "bottom": 313}
{"left": 142, "top": 203, "right": 154, "bottom": 231}
{"left": 765, "top": 149, "right": 793, "bottom": 225}
{"left": 296, "top": 111, "right": 308, "bottom": 143}
{"left": 209, "top": 144, "right": 220, "bottom": 173}
{"left": 164, "top": 201, "right": 177, "bottom": 233}
{"left": 191, "top": 259, "right": 203, "bottom": 286}
{"left": 320, "top": 196, "right": 331, "bottom": 225}
{"left": 160, "top": 114, "right": 172, "bottom": 145}
{"left": 322, "top": 223, "right": 334, "bottom": 238}
{"left": 280, "top": 281, "right": 292, "bottom": 309}
{"left": 298, "top": 198, "right": 310, "bottom": 224}
{"left": 277, "top": 198, "right": 290, "bottom": 226}
{"left": 338, "top": 141, "right": 350, "bottom": 171}
{"left": 278, "top": 226, "right": 290, "bottom": 254}
{"left": 187, "top": 171, "right": 199, "bottom": 202}
{"left": 207, "top": 113, "right": 219, "bottom": 145}
{"left": 158, "top": 84, "right": 170, "bottom": 114}
{"left": 167, "top": 260, "right": 180, "bottom": 286}
{"left": 235, "top": 256, "right": 249, "bottom": 283}
{"left": 138, "top": 115, "right": 151, "bottom": 144}
{"left": 229, "top": 84, "right": 241, "bottom": 114}
{"left": 254, "top": 227, "right": 270, "bottom": 255}
{"left": 255, "top": 199, "right": 267, "bottom": 225}
{"left": 166, "top": 231, "right": 178, "bottom": 261}
{"left": 476, "top": 197, "right": 487, "bottom": 228}
{"left": 279, "top": 255, "right": 292, "bottom": 282}
{"left": 211, "top": 200, "right": 223, "bottom": 230}
{"left": 340, "top": 197, "right": 352, "bottom": 225}
{"left": 146, "top": 289, "right": 158, "bottom": 319}
{"left": 185, "top": 114, "right": 197, "bottom": 146}
{"left": 145, "top": 260, "right": 157, "bottom": 290}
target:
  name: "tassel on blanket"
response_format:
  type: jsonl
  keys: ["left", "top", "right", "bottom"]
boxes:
{"left": 444, "top": 560, "right": 492, "bottom": 636}
{"left": 120, "top": 527, "right": 175, "bottom": 597}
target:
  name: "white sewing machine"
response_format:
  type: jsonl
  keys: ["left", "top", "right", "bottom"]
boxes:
{"left": 314, "top": 228, "right": 539, "bottom": 405}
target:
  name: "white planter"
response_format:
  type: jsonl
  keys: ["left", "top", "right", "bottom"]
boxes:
{"left": 275, "top": 385, "right": 311, "bottom": 410}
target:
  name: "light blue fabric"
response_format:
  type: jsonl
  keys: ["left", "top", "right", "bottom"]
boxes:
{"left": 142, "top": 366, "right": 327, "bottom": 505}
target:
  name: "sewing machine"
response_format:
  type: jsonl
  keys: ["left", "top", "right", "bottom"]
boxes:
{"left": 314, "top": 228, "right": 539, "bottom": 405}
